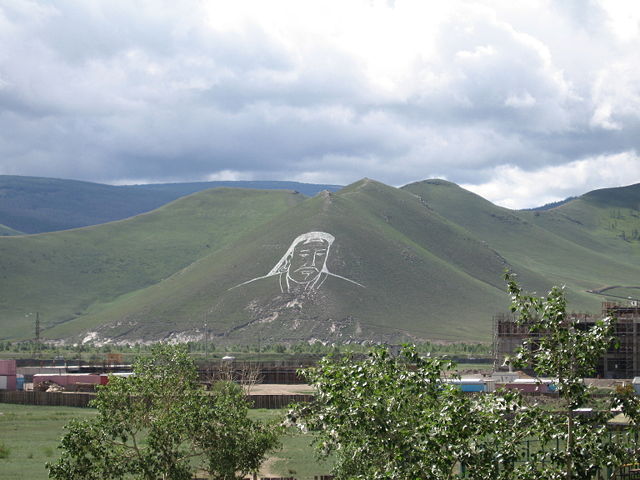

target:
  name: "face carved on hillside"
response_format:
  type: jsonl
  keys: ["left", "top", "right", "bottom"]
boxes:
{"left": 288, "top": 238, "right": 329, "bottom": 284}
{"left": 230, "top": 231, "right": 364, "bottom": 294}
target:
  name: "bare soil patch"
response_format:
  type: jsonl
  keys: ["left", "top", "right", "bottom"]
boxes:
{"left": 249, "top": 384, "right": 315, "bottom": 395}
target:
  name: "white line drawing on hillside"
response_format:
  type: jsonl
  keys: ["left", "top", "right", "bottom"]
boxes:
{"left": 230, "top": 231, "right": 365, "bottom": 293}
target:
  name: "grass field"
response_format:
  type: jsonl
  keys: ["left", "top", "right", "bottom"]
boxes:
{"left": 248, "top": 409, "right": 334, "bottom": 479}
{"left": 0, "top": 404, "right": 330, "bottom": 480}
{"left": 0, "top": 404, "right": 97, "bottom": 480}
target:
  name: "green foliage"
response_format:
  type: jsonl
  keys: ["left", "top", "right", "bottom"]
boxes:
{"left": 0, "top": 442, "right": 10, "bottom": 459}
{"left": 506, "top": 272, "right": 637, "bottom": 480}
{"left": 506, "top": 272, "right": 616, "bottom": 408}
{"left": 47, "top": 344, "right": 280, "bottom": 480}
{"left": 291, "top": 347, "right": 460, "bottom": 479}
{"left": 290, "top": 347, "right": 531, "bottom": 480}
{"left": 291, "top": 276, "right": 640, "bottom": 480}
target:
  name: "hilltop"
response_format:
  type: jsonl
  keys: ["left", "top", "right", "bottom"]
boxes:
{"left": 0, "top": 175, "right": 341, "bottom": 234}
{"left": 1, "top": 179, "right": 639, "bottom": 345}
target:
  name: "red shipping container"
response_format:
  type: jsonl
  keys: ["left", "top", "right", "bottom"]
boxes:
{"left": 503, "top": 382, "right": 549, "bottom": 393}
{"left": 0, "top": 375, "right": 17, "bottom": 390}
{"left": 0, "top": 359, "right": 17, "bottom": 376}
{"left": 33, "top": 373, "right": 102, "bottom": 387}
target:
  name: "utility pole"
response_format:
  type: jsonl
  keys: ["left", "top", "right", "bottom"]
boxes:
{"left": 204, "top": 312, "right": 208, "bottom": 361}
{"left": 34, "top": 312, "right": 41, "bottom": 358}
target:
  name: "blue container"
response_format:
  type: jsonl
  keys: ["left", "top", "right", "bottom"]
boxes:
{"left": 460, "top": 383, "right": 485, "bottom": 393}
{"left": 449, "top": 379, "right": 486, "bottom": 393}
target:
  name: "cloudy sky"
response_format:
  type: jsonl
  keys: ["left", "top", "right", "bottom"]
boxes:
{"left": 1, "top": 0, "right": 639, "bottom": 208}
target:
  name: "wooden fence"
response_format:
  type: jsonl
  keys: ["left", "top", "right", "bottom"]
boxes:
{"left": 237, "top": 477, "right": 333, "bottom": 480}
{"left": 201, "top": 366, "right": 306, "bottom": 384}
{"left": 0, "top": 390, "right": 314, "bottom": 409}
{"left": 247, "top": 394, "right": 314, "bottom": 409}
{"left": 0, "top": 390, "right": 95, "bottom": 407}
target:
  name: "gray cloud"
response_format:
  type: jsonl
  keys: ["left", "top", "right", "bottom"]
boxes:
{"left": 0, "top": 0, "right": 639, "bottom": 207}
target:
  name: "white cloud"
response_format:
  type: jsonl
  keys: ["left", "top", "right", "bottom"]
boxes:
{"left": 590, "top": 62, "right": 640, "bottom": 130}
{"left": 462, "top": 151, "right": 640, "bottom": 209}
{"left": 505, "top": 92, "right": 536, "bottom": 108}
{"left": 0, "top": 0, "right": 638, "bottom": 201}
{"left": 597, "top": 0, "right": 640, "bottom": 42}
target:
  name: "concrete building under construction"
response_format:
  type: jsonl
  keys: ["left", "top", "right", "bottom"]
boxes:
{"left": 493, "top": 302, "right": 640, "bottom": 379}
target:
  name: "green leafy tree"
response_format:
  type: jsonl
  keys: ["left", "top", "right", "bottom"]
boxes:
{"left": 290, "top": 346, "right": 531, "bottom": 480}
{"left": 47, "top": 344, "right": 280, "bottom": 480}
{"left": 291, "top": 276, "right": 640, "bottom": 480}
{"left": 506, "top": 272, "right": 631, "bottom": 480}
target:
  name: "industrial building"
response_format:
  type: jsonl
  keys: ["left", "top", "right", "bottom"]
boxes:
{"left": 493, "top": 302, "right": 640, "bottom": 379}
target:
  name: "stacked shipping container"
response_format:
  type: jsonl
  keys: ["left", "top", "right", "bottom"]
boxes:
{"left": 32, "top": 373, "right": 106, "bottom": 388}
{"left": 0, "top": 359, "right": 17, "bottom": 390}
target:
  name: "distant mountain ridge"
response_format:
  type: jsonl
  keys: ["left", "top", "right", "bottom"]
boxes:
{"left": 0, "top": 175, "right": 342, "bottom": 234}
{"left": 130, "top": 180, "right": 343, "bottom": 197}
{"left": 522, "top": 196, "right": 577, "bottom": 211}
{"left": 3, "top": 174, "right": 633, "bottom": 234}
{"left": 1, "top": 178, "right": 639, "bottom": 345}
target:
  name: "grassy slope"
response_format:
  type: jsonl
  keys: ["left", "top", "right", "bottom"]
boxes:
{"left": 53, "top": 179, "right": 510, "bottom": 343}
{"left": 403, "top": 180, "right": 640, "bottom": 313}
{"left": 522, "top": 183, "right": 640, "bottom": 256}
{"left": 5, "top": 179, "right": 640, "bottom": 344}
{"left": 132, "top": 180, "right": 343, "bottom": 197}
{"left": 0, "top": 188, "right": 303, "bottom": 339}
{"left": 0, "top": 175, "right": 342, "bottom": 234}
{"left": 0, "top": 175, "right": 178, "bottom": 234}
{"left": 0, "top": 223, "right": 22, "bottom": 236}
{"left": 521, "top": 183, "right": 640, "bottom": 301}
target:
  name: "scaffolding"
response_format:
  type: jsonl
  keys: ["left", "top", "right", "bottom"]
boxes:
{"left": 493, "top": 302, "right": 640, "bottom": 379}
{"left": 602, "top": 302, "right": 640, "bottom": 379}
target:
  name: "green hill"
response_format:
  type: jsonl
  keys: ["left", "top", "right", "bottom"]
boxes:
{"left": 520, "top": 183, "right": 640, "bottom": 301}
{"left": 0, "top": 176, "right": 178, "bottom": 234}
{"left": 0, "top": 175, "right": 342, "bottom": 234}
{"left": 46, "top": 179, "right": 510, "bottom": 344}
{"left": 0, "top": 223, "right": 22, "bottom": 236}
{"left": 131, "top": 180, "right": 343, "bottom": 198}
{"left": 2, "top": 178, "right": 640, "bottom": 345}
{"left": 402, "top": 180, "right": 640, "bottom": 312}
{"left": 0, "top": 188, "right": 303, "bottom": 339}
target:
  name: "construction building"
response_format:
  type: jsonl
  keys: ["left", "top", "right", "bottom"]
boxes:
{"left": 493, "top": 302, "right": 640, "bottom": 379}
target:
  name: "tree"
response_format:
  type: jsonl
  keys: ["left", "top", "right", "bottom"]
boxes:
{"left": 290, "top": 275, "right": 640, "bottom": 480}
{"left": 505, "top": 272, "right": 638, "bottom": 480}
{"left": 290, "top": 346, "right": 533, "bottom": 480}
{"left": 47, "top": 344, "right": 280, "bottom": 480}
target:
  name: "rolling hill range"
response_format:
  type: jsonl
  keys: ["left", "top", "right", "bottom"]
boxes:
{"left": 0, "top": 188, "right": 304, "bottom": 339}
{"left": 1, "top": 179, "right": 639, "bottom": 345}
{"left": 0, "top": 175, "right": 341, "bottom": 234}
{"left": 0, "top": 223, "right": 22, "bottom": 236}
